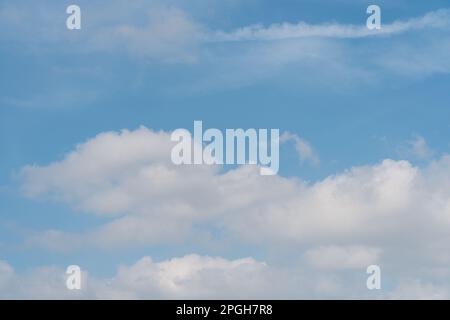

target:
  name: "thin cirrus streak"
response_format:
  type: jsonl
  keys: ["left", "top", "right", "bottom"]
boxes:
{"left": 208, "top": 9, "right": 450, "bottom": 42}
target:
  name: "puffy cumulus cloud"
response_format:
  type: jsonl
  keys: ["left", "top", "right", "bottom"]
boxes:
{"left": 86, "top": 253, "right": 394, "bottom": 299}
{"left": 92, "top": 254, "right": 275, "bottom": 299}
{"left": 20, "top": 126, "right": 223, "bottom": 248}
{"left": 1, "top": 253, "right": 448, "bottom": 299}
{"left": 0, "top": 255, "right": 285, "bottom": 299}
{"left": 16, "top": 127, "right": 450, "bottom": 298}
{"left": 19, "top": 126, "right": 450, "bottom": 252}
{"left": 21, "top": 127, "right": 177, "bottom": 215}
{"left": 0, "top": 261, "right": 88, "bottom": 299}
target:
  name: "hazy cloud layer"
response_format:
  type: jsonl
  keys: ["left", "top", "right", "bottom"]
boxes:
{"left": 1, "top": 2, "right": 450, "bottom": 81}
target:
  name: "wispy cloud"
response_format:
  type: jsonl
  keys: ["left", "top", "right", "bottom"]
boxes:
{"left": 210, "top": 9, "right": 450, "bottom": 41}
{"left": 281, "top": 132, "right": 320, "bottom": 166}
{"left": 397, "top": 135, "right": 436, "bottom": 161}
{"left": 1, "top": 3, "right": 450, "bottom": 96}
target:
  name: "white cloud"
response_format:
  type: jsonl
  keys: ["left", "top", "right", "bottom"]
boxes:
{"left": 16, "top": 127, "right": 450, "bottom": 298}
{"left": 389, "top": 280, "right": 450, "bottom": 300}
{"left": 0, "top": 255, "right": 282, "bottom": 299}
{"left": 281, "top": 132, "right": 319, "bottom": 165}
{"left": 19, "top": 127, "right": 450, "bottom": 257}
{"left": 89, "top": 5, "right": 203, "bottom": 63}
{"left": 0, "top": 1, "right": 203, "bottom": 63}
{"left": 396, "top": 135, "right": 436, "bottom": 162}
{"left": 304, "top": 245, "right": 381, "bottom": 270}
{"left": 2, "top": 252, "right": 449, "bottom": 299}
{"left": 0, "top": 262, "right": 88, "bottom": 299}
{"left": 2, "top": 2, "right": 450, "bottom": 78}
{"left": 1, "top": 1, "right": 449, "bottom": 100}
{"left": 211, "top": 9, "right": 450, "bottom": 42}
{"left": 93, "top": 254, "right": 273, "bottom": 299}
{"left": 21, "top": 127, "right": 177, "bottom": 215}
{"left": 408, "top": 136, "right": 435, "bottom": 160}
{"left": 0, "top": 260, "right": 14, "bottom": 290}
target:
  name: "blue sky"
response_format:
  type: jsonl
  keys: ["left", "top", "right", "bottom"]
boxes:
{"left": 1, "top": 0, "right": 450, "bottom": 298}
